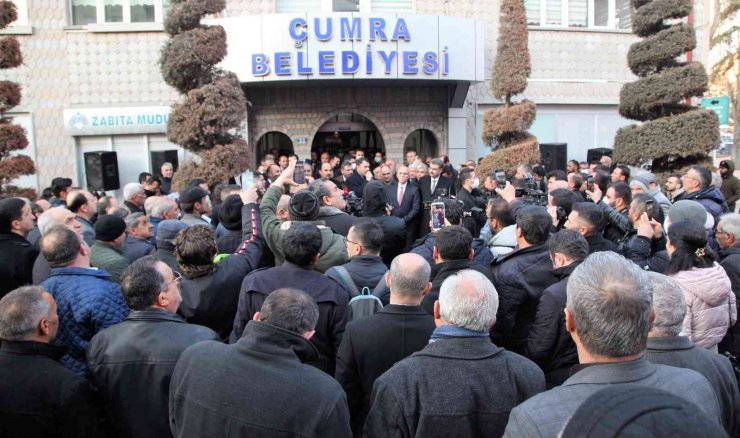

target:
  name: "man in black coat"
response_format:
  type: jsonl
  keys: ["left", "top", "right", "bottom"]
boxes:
{"left": 418, "top": 158, "right": 454, "bottom": 237}
{"left": 87, "top": 256, "right": 219, "bottom": 438}
{"left": 388, "top": 165, "right": 421, "bottom": 246}
{"left": 363, "top": 269, "right": 545, "bottom": 437}
{"left": 231, "top": 222, "right": 349, "bottom": 374}
{"left": 526, "top": 230, "right": 588, "bottom": 387}
{"left": 346, "top": 157, "right": 371, "bottom": 197}
{"left": 0, "top": 286, "right": 101, "bottom": 437}
{"left": 564, "top": 202, "right": 618, "bottom": 254}
{"left": 326, "top": 218, "right": 388, "bottom": 293}
{"left": 456, "top": 168, "right": 488, "bottom": 238}
{"left": 0, "top": 198, "right": 38, "bottom": 299}
{"left": 717, "top": 214, "right": 740, "bottom": 356}
{"left": 491, "top": 205, "right": 559, "bottom": 354}
{"left": 122, "top": 212, "right": 155, "bottom": 263}
{"left": 170, "top": 289, "right": 351, "bottom": 438}
{"left": 644, "top": 272, "right": 740, "bottom": 436}
{"left": 423, "top": 225, "right": 495, "bottom": 315}
{"left": 177, "top": 188, "right": 262, "bottom": 340}
{"left": 362, "top": 181, "right": 406, "bottom": 266}
{"left": 336, "top": 253, "right": 435, "bottom": 436}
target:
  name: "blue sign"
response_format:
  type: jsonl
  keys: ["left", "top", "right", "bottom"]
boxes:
{"left": 250, "top": 16, "right": 449, "bottom": 77}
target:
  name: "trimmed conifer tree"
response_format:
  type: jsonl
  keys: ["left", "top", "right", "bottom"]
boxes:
{"left": 613, "top": 0, "right": 720, "bottom": 175}
{"left": 160, "top": 0, "right": 249, "bottom": 190}
{"left": 0, "top": 0, "right": 35, "bottom": 196}
{"left": 477, "top": 0, "right": 540, "bottom": 178}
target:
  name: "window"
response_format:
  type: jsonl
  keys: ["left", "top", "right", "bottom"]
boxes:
{"left": 526, "top": 0, "right": 631, "bottom": 29}
{"left": 276, "top": 0, "right": 414, "bottom": 12}
{"left": 4, "top": 0, "right": 29, "bottom": 27}
{"left": 69, "top": 0, "right": 168, "bottom": 25}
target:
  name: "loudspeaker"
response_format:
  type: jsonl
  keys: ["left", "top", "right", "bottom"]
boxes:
{"left": 539, "top": 143, "right": 567, "bottom": 173}
{"left": 587, "top": 147, "right": 613, "bottom": 165}
{"left": 151, "top": 150, "right": 179, "bottom": 176}
{"left": 84, "top": 151, "right": 120, "bottom": 191}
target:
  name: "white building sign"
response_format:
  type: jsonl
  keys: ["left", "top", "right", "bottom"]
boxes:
{"left": 64, "top": 106, "right": 171, "bottom": 136}
{"left": 209, "top": 14, "right": 485, "bottom": 83}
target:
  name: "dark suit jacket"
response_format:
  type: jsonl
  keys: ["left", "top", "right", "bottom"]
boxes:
{"left": 335, "top": 305, "right": 435, "bottom": 436}
{"left": 388, "top": 182, "right": 421, "bottom": 224}
{"left": 418, "top": 175, "right": 453, "bottom": 236}
{"left": 346, "top": 171, "right": 368, "bottom": 197}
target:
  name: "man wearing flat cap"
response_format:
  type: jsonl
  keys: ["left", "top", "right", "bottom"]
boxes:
{"left": 260, "top": 158, "right": 348, "bottom": 273}
{"left": 90, "top": 214, "right": 130, "bottom": 284}
{"left": 180, "top": 186, "right": 213, "bottom": 228}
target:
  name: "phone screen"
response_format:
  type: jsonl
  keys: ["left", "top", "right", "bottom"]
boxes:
{"left": 587, "top": 176, "right": 594, "bottom": 191}
{"left": 293, "top": 160, "right": 306, "bottom": 184}
{"left": 431, "top": 202, "right": 445, "bottom": 231}
{"left": 495, "top": 170, "right": 506, "bottom": 190}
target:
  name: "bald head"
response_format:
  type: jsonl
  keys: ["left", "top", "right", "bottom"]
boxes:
{"left": 276, "top": 194, "right": 291, "bottom": 221}
{"left": 387, "top": 253, "right": 431, "bottom": 303}
{"left": 38, "top": 206, "right": 82, "bottom": 237}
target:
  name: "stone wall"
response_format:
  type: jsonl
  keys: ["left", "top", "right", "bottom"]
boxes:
{"left": 246, "top": 85, "right": 448, "bottom": 162}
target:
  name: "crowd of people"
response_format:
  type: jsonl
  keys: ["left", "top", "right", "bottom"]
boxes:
{"left": 0, "top": 148, "right": 739, "bottom": 437}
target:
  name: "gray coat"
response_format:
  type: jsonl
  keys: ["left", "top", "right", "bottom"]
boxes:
{"left": 503, "top": 357, "right": 721, "bottom": 437}
{"left": 646, "top": 336, "right": 740, "bottom": 436}
{"left": 364, "top": 337, "right": 545, "bottom": 437}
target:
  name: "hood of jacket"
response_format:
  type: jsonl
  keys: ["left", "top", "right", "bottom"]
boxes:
{"left": 684, "top": 187, "right": 726, "bottom": 205}
{"left": 487, "top": 224, "right": 517, "bottom": 249}
{"left": 671, "top": 263, "right": 732, "bottom": 306}
{"left": 721, "top": 160, "right": 736, "bottom": 177}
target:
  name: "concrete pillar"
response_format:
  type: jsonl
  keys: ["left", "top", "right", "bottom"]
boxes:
{"left": 448, "top": 108, "right": 468, "bottom": 166}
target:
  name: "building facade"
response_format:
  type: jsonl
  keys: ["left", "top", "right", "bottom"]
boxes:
{"left": 0, "top": 0, "right": 707, "bottom": 192}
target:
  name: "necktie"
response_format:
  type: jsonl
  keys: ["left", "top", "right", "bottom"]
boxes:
{"left": 431, "top": 179, "right": 437, "bottom": 194}
{"left": 398, "top": 185, "right": 404, "bottom": 206}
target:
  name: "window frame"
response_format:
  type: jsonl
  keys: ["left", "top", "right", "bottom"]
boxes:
{"left": 277, "top": 0, "right": 416, "bottom": 13}
{"left": 68, "top": 0, "right": 168, "bottom": 26}
{"left": 527, "top": 0, "right": 630, "bottom": 31}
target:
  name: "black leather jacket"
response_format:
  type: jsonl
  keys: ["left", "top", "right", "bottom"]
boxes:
{"left": 86, "top": 309, "right": 219, "bottom": 438}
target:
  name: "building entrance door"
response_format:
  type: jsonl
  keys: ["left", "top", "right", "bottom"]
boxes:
{"left": 312, "top": 113, "right": 384, "bottom": 158}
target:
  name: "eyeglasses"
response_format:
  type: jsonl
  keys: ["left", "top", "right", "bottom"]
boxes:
{"left": 343, "top": 236, "right": 362, "bottom": 250}
{"left": 163, "top": 271, "right": 182, "bottom": 290}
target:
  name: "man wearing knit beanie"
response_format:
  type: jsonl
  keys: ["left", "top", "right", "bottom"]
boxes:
{"left": 260, "top": 157, "right": 348, "bottom": 272}
{"left": 633, "top": 173, "right": 671, "bottom": 218}
{"left": 90, "top": 215, "right": 129, "bottom": 284}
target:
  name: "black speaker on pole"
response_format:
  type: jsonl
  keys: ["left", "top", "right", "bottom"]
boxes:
{"left": 84, "top": 151, "right": 120, "bottom": 191}
{"left": 539, "top": 143, "right": 568, "bottom": 173}
{"left": 151, "top": 150, "right": 179, "bottom": 176}
{"left": 587, "top": 147, "right": 613, "bottom": 165}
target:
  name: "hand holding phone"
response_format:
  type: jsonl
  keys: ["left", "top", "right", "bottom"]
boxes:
{"left": 431, "top": 202, "right": 445, "bottom": 231}
{"left": 293, "top": 160, "right": 306, "bottom": 185}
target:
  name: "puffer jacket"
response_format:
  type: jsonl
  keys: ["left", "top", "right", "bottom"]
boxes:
{"left": 486, "top": 224, "right": 517, "bottom": 260}
{"left": 683, "top": 187, "right": 730, "bottom": 226}
{"left": 672, "top": 263, "right": 737, "bottom": 351}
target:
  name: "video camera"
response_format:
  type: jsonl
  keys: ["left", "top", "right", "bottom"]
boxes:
{"left": 516, "top": 172, "right": 547, "bottom": 206}
{"left": 344, "top": 191, "right": 363, "bottom": 217}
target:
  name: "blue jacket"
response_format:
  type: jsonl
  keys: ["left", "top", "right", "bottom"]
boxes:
{"left": 409, "top": 233, "right": 494, "bottom": 268}
{"left": 41, "top": 267, "right": 129, "bottom": 376}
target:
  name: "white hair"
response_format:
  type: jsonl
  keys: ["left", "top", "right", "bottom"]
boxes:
{"left": 38, "top": 206, "right": 70, "bottom": 235}
{"left": 123, "top": 183, "right": 142, "bottom": 200}
{"left": 439, "top": 270, "right": 498, "bottom": 332}
{"left": 720, "top": 213, "right": 740, "bottom": 241}
{"left": 150, "top": 197, "right": 173, "bottom": 218}
{"left": 647, "top": 272, "right": 686, "bottom": 336}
